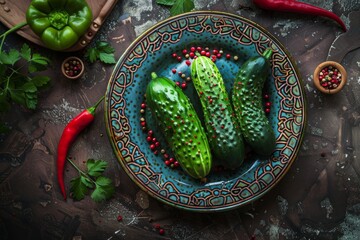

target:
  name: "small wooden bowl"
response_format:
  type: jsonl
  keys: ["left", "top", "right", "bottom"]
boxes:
{"left": 61, "top": 57, "right": 85, "bottom": 80}
{"left": 313, "top": 61, "right": 347, "bottom": 94}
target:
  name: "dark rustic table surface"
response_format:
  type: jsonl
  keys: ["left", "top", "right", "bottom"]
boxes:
{"left": 1, "top": 1, "right": 360, "bottom": 239}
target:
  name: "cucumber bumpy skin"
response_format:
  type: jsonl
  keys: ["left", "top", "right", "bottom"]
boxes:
{"left": 146, "top": 72, "right": 212, "bottom": 179}
{"left": 231, "top": 48, "right": 275, "bottom": 156}
{"left": 191, "top": 56, "right": 245, "bottom": 169}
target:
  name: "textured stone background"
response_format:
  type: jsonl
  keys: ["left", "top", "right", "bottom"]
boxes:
{"left": 1, "top": 0, "right": 360, "bottom": 239}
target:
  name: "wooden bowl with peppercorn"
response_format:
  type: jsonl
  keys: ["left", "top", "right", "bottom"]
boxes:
{"left": 313, "top": 61, "right": 347, "bottom": 94}
{"left": 61, "top": 57, "right": 85, "bottom": 80}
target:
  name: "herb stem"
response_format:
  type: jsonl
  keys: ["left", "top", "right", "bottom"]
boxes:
{"left": 0, "top": 22, "right": 28, "bottom": 51}
{"left": 4, "top": 69, "right": 17, "bottom": 91}
{"left": 67, "top": 157, "right": 96, "bottom": 184}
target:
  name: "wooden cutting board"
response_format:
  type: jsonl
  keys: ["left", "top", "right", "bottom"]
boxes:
{"left": 0, "top": 0, "right": 118, "bottom": 52}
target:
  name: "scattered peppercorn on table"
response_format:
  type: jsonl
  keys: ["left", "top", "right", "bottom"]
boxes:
{"left": 1, "top": 0, "right": 360, "bottom": 239}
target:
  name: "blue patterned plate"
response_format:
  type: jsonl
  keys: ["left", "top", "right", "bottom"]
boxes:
{"left": 105, "top": 11, "right": 306, "bottom": 212}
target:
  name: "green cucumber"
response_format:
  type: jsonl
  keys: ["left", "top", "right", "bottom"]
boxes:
{"left": 191, "top": 56, "right": 245, "bottom": 169}
{"left": 231, "top": 48, "right": 275, "bottom": 156}
{"left": 146, "top": 72, "right": 212, "bottom": 179}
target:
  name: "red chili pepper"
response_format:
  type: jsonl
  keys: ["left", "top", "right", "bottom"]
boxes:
{"left": 252, "top": 0, "right": 346, "bottom": 31}
{"left": 57, "top": 96, "right": 104, "bottom": 200}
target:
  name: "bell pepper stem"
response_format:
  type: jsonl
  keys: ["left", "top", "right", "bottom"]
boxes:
{"left": 0, "top": 22, "right": 28, "bottom": 51}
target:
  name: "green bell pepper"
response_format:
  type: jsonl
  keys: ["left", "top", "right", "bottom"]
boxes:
{"left": 26, "top": 0, "right": 93, "bottom": 51}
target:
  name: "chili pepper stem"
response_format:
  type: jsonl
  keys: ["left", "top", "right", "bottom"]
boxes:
{"left": 0, "top": 22, "right": 28, "bottom": 51}
{"left": 87, "top": 95, "right": 105, "bottom": 115}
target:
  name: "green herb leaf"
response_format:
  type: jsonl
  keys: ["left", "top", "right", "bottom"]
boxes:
{"left": 31, "top": 53, "right": 50, "bottom": 66}
{"left": 0, "top": 49, "right": 20, "bottom": 65}
{"left": 31, "top": 75, "right": 51, "bottom": 88}
{"left": 81, "top": 176, "right": 94, "bottom": 188}
{"left": 22, "top": 82, "right": 37, "bottom": 93}
{"left": 28, "top": 53, "right": 50, "bottom": 73}
{"left": 26, "top": 97, "right": 37, "bottom": 110}
{"left": 99, "top": 52, "right": 116, "bottom": 64}
{"left": 91, "top": 176, "right": 115, "bottom": 202}
{"left": 156, "top": 0, "right": 176, "bottom": 6}
{"left": 20, "top": 44, "right": 31, "bottom": 61}
{"left": 96, "top": 41, "right": 115, "bottom": 54}
{"left": 9, "top": 89, "right": 26, "bottom": 106}
{"left": 170, "top": 0, "right": 194, "bottom": 16}
{"left": 84, "top": 47, "right": 98, "bottom": 63}
{"left": 70, "top": 176, "right": 89, "bottom": 201}
{"left": 87, "top": 159, "right": 108, "bottom": 177}
{"left": 85, "top": 41, "right": 116, "bottom": 64}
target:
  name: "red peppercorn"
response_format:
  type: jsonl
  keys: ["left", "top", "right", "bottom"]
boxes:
{"left": 172, "top": 69, "right": 177, "bottom": 74}
{"left": 117, "top": 215, "right": 123, "bottom": 221}
{"left": 181, "top": 82, "right": 187, "bottom": 89}
{"left": 159, "top": 228, "right": 165, "bottom": 235}
{"left": 190, "top": 47, "right": 196, "bottom": 52}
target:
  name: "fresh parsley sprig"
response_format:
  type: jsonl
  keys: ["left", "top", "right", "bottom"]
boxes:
{"left": 68, "top": 158, "right": 115, "bottom": 202}
{"left": 0, "top": 43, "right": 51, "bottom": 112}
{"left": 84, "top": 41, "right": 116, "bottom": 64}
{"left": 157, "top": 0, "right": 195, "bottom": 16}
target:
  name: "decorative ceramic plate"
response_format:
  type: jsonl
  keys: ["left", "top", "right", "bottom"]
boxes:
{"left": 105, "top": 11, "right": 306, "bottom": 212}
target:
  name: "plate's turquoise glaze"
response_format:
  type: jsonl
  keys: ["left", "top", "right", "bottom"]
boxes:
{"left": 105, "top": 11, "right": 306, "bottom": 212}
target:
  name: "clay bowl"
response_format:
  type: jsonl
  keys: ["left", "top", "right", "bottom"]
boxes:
{"left": 61, "top": 57, "right": 85, "bottom": 80}
{"left": 313, "top": 61, "right": 347, "bottom": 94}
